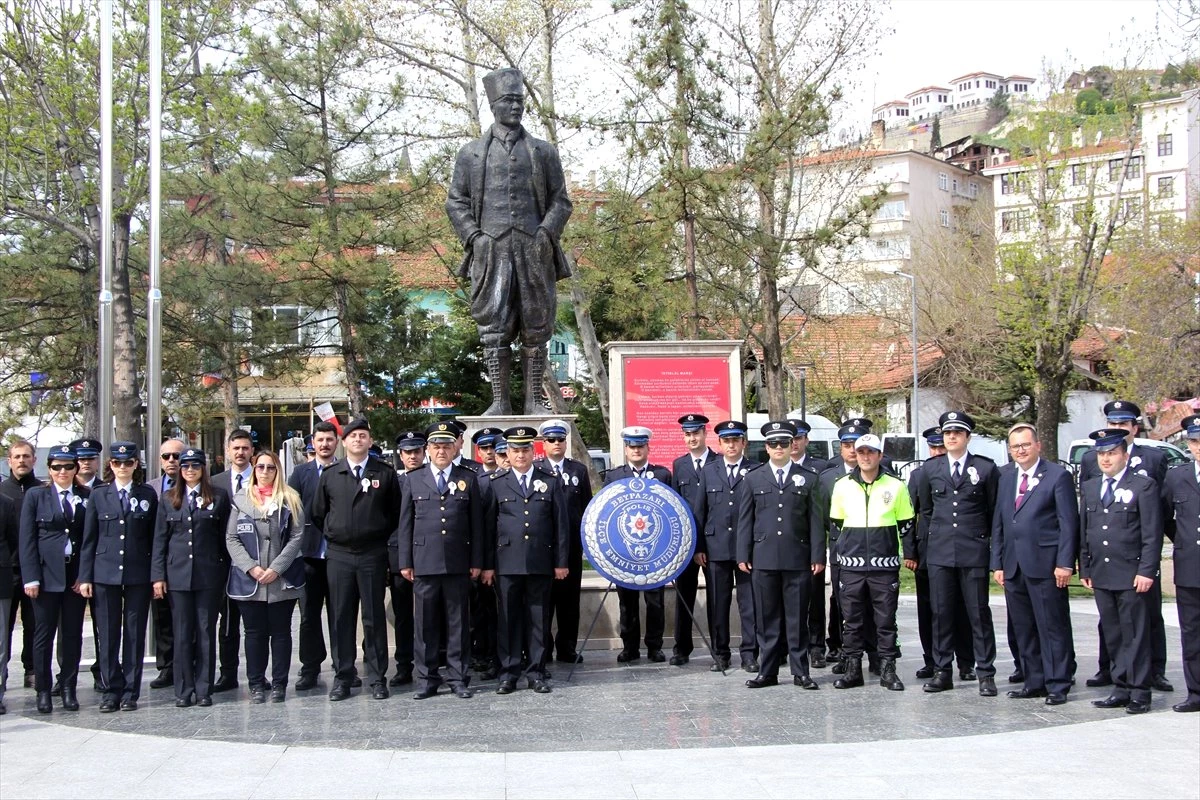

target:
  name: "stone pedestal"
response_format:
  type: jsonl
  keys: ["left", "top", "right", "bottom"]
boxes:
{"left": 457, "top": 414, "right": 579, "bottom": 459}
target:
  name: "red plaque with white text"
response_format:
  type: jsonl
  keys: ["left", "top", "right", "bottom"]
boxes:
{"left": 621, "top": 356, "right": 733, "bottom": 465}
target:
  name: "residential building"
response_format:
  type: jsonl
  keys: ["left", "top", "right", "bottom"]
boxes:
{"left": 905, "top": 86, "right": 952, "bottom": 121}
{"left": 872, "top": 100, "right": 911, "bottom": 125}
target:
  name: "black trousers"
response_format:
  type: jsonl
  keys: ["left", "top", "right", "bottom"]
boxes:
{"left": 928, "top": 564, "right": 997, "bottom": 677}
{"left": 827, "top": 558, "right": 877, "bottom": 658}
{"left": 327, "top": 547, "right": 389, "bottom": 687}
{"left": 915, "top": 567, "right": 973, "bottom": 669}
{"left": 1177, "top": 585, "right": 1200, "bottom": 704}
{"left": 390, "top": 571, "right": 414, "bottom": 674}
{"left": 616, "top": 586, "right": 664, "bottom": 653}
{"left": 217, "top": 595, "right": 241, "bottom": 674}
{"left": 705, "top": 560, "right": 756, "bottom": 661}
{"left": 549, "top": 543, "right": 584, "bottom": 659}
{"left": 807, "top": 569, "right": 826, "bottom": 657}
{"left": 32, "top": 589, "right": 86, "bottom": 692}
{"left": 672, "top": 560, "right": 701, "bottom": 658}
{"left": 839, "top": 570, "right": 900, "bottom": 660}
{"left": 239, "top": 599, "right": 297, "bottom": 690}
{"left": 414, "top": 574, "right": 471, "bottom": 689}
{"left": 93, "top": 582, "right": 151, "bottom": 701}
{"left": 752, "top": 568, "right": 812, "bottom": 678}
{"left": 171, "top": 588, "right": 221, "bottom": 700}
{"left": 1094, "top": 586, "right": 1153, "bottom": 703}
{"left": 1096, "top": 580, "right": 1167, "bottom": 676}
{"left": 298, "top": 557, "right": 338, "bottom": 678}
{"left": 6, "top": 588, "right": 34, "bottom": 673}
{"left": 1004, "top": 570, "right": 1074, "bottom": 696}
{"left": 470, "top": 577, "right": 499, "bottom": 666}
{"left": 497, "top": 574, "right": 552, "bottom": 681}
{"left": 150, "top": 595, "right": 173, "bottom": 672}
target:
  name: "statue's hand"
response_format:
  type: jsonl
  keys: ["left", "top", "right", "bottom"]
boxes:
{"left": 472, "top": 233, "right": 489, "bottom": 261}
{"left": 535, "top": 227, "right": 553, "bottom": 260}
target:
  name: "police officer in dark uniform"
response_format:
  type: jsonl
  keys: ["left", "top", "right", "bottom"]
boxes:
{"left": 738, "top": 421, "right": 824, "bottom": 689}
{"left": 19, "top": 445, "right": 89, "bottom": 712}
{"left": 1163, "top": 414, "right": 1200, "bottom": 712}
{"left": 1080, "top": 400, "right": 1172, "bottom": 692}
{"left": 670, "top": 414, "right": 716, "bottom": 666}
{"left": 789, "top": 419, "right": 828, "bottom": 668}
{"left": 824, "top": 418, "right": 897, "bottom": 475}
{"left": 473, "top": 427, "right": 505, "bottom": 474}
{"left": 605, "top": 426, "right": 672, "bottom": 663}
{"left": 1080, "top": 428, "right": 1162, "bottom": 714}
{"left": 486, "top": 426, "right": 569, "bottom": 694}
{"left": 68, "top": 438, "right": 106, "bottom": 694}
{"left": 151, "top": 448, "right": 231, "bottom": 707}
{"left": 467, "top": 428, "right": 503, "bottom": 677}
{"left": 395, "top": 423, "right": 488, "bottom": 700}
{"left": 694, "top": 420, "right": 759, "bottom": 672}
{"left": 538, "top": 419, "right": 593, "bottom": 664}
{"left": 447, "top": 420, "right": 482, "bottom": 473}
{"left": 79, "top": 442, "right": 158, "bottom": 712}
{"left": 311, "top": 418, "right": 402, "bottom": 701}
{"left": 387, "top": 431, "right": 423, "bottom": 689}
{"left": 915, "top": 411, "right": 1000, "bottom": 696}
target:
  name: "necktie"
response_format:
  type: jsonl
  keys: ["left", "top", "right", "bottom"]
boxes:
{"left": 776, "top": 468, "right": 785, "bottom": 489}
{"left": 354, "top": 465, "right": 363, "bottom": 482}
{"left": 695, "top": 458, "right": 702, "bottom": 473}
{"left": 1015, "top": 473, "right": 1029, "bottom": 510}
{"left": 317, "top": 464, "right": 323, "bottom": 480}
{"left": 554, "top": 465, "right": 562, "bottom": 481}
{"left": 952, "top": 461, "right": 961, "bottom": 483}
{"left": 520, "top": 474, "right": 528, "bottom": 497}
{"left": 437, "top": 471, "right": 448, "bottom": 495}
{"left": 165, "top": 477, "right": 175, "bottom": 491}
{"left": 235, "top": 473, "right": 243, "bottom": 493}
{"left": 1102, "top": 477, "right": 1114, "bottom": 508}
{"left": 118, "top": 488, "right": 128, "bottom": 513}
{"left": 189, "top": 489, "right": 199, "bottom": 513}
{"left": 728, "top": 464, "right": 737, "bottom": 487}
{"left": 61, "top": 490, "right": 73, "bottom": 522}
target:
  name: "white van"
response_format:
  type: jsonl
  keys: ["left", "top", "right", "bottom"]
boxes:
{"left": 745, "top": 412, "right": 839, "bottom": 465}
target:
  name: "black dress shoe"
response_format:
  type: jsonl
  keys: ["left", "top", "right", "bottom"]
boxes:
{"left": 496, "top": 680, "right": 516, "bottom": 695}
{"left": 978, "top": 677, "right": 997, "bottom": 697}
{"left": 669, "top": 655, "right": 689, "bottom": 666}
{"left": 197, "top": 696, "right": 213, "bottom": 707}
{"left": 328, "top": 683, "right": 351, "bottom": 702}
{"left": 1092, "top": 694, "right": 1130, "bottom": 708}
{"left": 61, "top": 687, "right": 79, "bottom": 711}
{"left": 120, "top": 698, "right": 138, "bottom": 711}
{"left": 453, "top": 685, "right": 473, "bottom": 699}
{"left": 270, "top": 686, "right": 286, "bottom": 703}
{"left": 412, "top": 685, "right": 439, "bottom": 700}
{"left": 529, "top": 679, "right": 552, "bottom": 694}
{"left": 557, "top": 652, "right": 583, "bottom": 664}
{"left": 959, "top": 668, "right": 977, "bottom": 681}
{"left": 793, "top": 675, "right": 819, "bottom": 689}
{"left": 1008, "top": 670, "right": 1025, "bottom": 684}
{"left": 94, "top": 680, "right": 106, "bottom": 693}
{"left": 176, "top": 696, "right": 195, "bottom": 708}
{"left": 295, "top": 673, "right": 318, "bottom": 690}
{"left": 1085, "top": 671, "right": 1113, "bottom": 688}
{"left": 1151, "top": 675, "right": 1174, "bottom": 692}
{"left": 250, "top": 688, "right": 267, "bottom": 704}
{"left": 1172, "top": 700, "right": 1200, "bottom": 712}
{"left": 745, "top": 675, "right": 778, "bottom": 689}
{"left": 389, "top": 671, "right": 413, "bottom": 688}
{"left": 1006, "top": 686, "right": 1048, "bottom": 698}
{"left": 99, "top": 698, "right": 119, "bottom": 713}
{"left": 923, "top": 672, "right": 953, "bottom": 693}
{"left": 616, "top": 650, "right": 640, "bottom": 663}
{"left": 1045, "top": 693, "right": 1068, "bottom": 705}
{"left": 212, "top": 673, "right": 238, "bottom": 693}
{"left": 915, "top": 665, "right": 935, "bottom": 680}
{"left": 742, "top": 659, "right": 759, "bottom": 673}
{"left": 150, "top": 670, "right": 174, "bottom": 689}
{"left": 647, "top": 650, "right": 666, "bottom": 663}
{"left": 867, "top": 660, "right": 881, "bottom": 676}
{"left": 831, "top": 660, "right": 846, "bottom": 675}
{"left": 372, "top": 684, "right": 390, "bottom": 700}
{"left": 709, "top": 657, "right": 731, "bottom": 672}
{"left": 351, "top": 676, "right": 364, "bottom": 688}
{"left": 36, "top": 691, "right": 53, "bottom": 714}
{"left": 1125, "top": 700, "right": 1151, "bottom": 714}
{"left": 810, "top": 652, "right": 827, "bottom": 669}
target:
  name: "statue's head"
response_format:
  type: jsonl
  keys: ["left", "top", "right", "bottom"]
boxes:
{"left": 483, "top": 67, "right": 525, "bottom": 127}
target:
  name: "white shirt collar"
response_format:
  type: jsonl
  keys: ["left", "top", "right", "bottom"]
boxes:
{"left": 113, "top": 481, "right": 133, "bottom": 493}
{"left": 429, "top": 464, "right": 450, "bottom": 480}
{"left": 1102, "top": 466, "right": 1128, "bottom": 496}
{"left": 545, "top": 457, "right": 564, "bottom": 471}
{"left": 512, "top": 466, "right": 534, "bottom": 480}
{"left": 345, "top": 457, "right": 369, "bottom": 472}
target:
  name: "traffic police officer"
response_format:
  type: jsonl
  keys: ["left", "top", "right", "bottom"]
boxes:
{"left": 78, "top": 442, "right": 158, "bottom": 712}
{"left": 1163, "top": 414, "right": 1200, "bottom": 712}
{"left": 395, "top": 423, "right": 487, "bottom": 700}
{"left": 604, "top": 425, "right": 672, "bottom": 662}
{"left": 737, "top": 422, "right": 823, "bottom": 689}
{"left": 1080, "top": 428, "right": 1162, "bottom": 714}
{"left": 486, "top": 426, "right": 569, "bottom": 694}
{"left": 670, "top": 414, "right": 716, "bottom": 666}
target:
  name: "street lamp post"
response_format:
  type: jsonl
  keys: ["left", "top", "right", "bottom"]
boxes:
{"left": 895, "top": 271, "right": 918, "bottom": 435}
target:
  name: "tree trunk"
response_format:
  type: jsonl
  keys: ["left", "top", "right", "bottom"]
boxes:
{"left": 569, "top": 272, "right": 610, "bottom": 430}
{"left": 1033, "top": 372, "right": 1067, "bottom": 461}
{"left": 334, "top": 279, "right": 364, "bottom": 417}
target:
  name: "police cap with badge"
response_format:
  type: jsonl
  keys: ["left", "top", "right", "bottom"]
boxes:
{"left": 922, "top": 426, "right": 945, "bottom": 447}
{"left": 678, "top": 414, "right": 709, "bottom": 432}
{"left": 426, "top": 422, "right": 458, "bottom": 444}
{"left": 1089, "top": 428, "right": 1129, "bottom": 452}
{"left": 472, "top": 426, "right": 503, "bottom": 447}
{"left": 939, "top": 410, "right": 975, "bottom": 433}
{"left": 504, "top": 426, "right": 538, "bottom": 448}
{"left": 109, "top": 441, "right": 139, "bottom": 461}
{"left": 395, "top": 430, "right": 427, "bottom": 451}
{"left": 837, "top": 422, "right": 869, "bottom": 442}
{"left": 620, "top": 425, "right": 652, "bottom": 446}
{"left": 1182, "top": 414, "right": 1200, "bottom": 440}
{"left": 47, "top": 444, "right": 78, "bottom": 465}
{"left": 69, "top": 438, "right": 101, "bottom": 458}
{"left": 1104, "top": 400, "right": 1141, "bottom": 423}
{"left": 179, "top": 448, "right": 207, "bottom": 467}
{"left": 539, "top": 419, "right": 570, "bottom": 441}
{"left": 790, "top": 418, "right": 812, "bottom": 436}
{"left": 761, "top": 420, "right": 797, "bottom": 443}
{"left": 714, "top": 420, "right": 748, "bottom": 438}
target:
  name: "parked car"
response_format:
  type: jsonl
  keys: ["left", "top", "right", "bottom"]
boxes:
{"left": 1067, "top": 436, "right": 1192, "bottom": 473}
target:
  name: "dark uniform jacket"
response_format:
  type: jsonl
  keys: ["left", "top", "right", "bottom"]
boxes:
{"left": 288, "top": 459, "right": 332, "bottom": 558}
{"left": 0, "top": 494, "right": 16, "bottom": 599}
{"left": 990, "top": 459, "right": 1079, "bottom": 579}
{"left": 311, "top": 457, "right": 402, "bottom": 553}
{"left": 672, "top": 450, "right": 717, "bottom": 513}
{"left": 537, "top": 456, "right": 593, "bottom": 540}
{"left": 486, "top": 465, "right": 570, "bottom": 575}
{"left": 151, "top": 487, "right": 232, "bottom": 591}
{"left": 80, "top": 482, "right": 158, "bottom": 585}
{"left": 1, "top": 473, "right": 41, "bottom": 596}
{"left": 1163, "top": 464, "right": 1200, "bottom": 589}
{"left": 819, "top": 463, "right": 852, "bottom": 544}
{"left": 694, "top": 460, "right": 758, "bottom": 562}
{"left": 736, "top": 462, "right": 824, "bottom": 570}
{"left": 19, "top": 484, "right": 89, "bottom": 593}
{"left": 1079, "top": 471, "right": 1163, "bottom": 591}
{"left": 1080, "top": 442, "right": 1167, "bottom": 485}
{"left": 916, "top": 453, "right": 999, "bottom": 568}
{"left": 394, "top": 464, "right": 487, "bottom": 575}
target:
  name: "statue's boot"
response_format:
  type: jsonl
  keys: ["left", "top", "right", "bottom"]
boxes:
{"left": 483, "top": 347, "right": 513, "bottom": 416}
{"left": 522, "top": 345, "right": 551, "bottom": 415}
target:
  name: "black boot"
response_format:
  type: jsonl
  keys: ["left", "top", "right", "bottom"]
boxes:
{"left": 880, "top": 658, "right": 904, "bottom": 691}
{"left": 36, "top": 691, "right": 53, "bottom": 714}
{"left": 61, "top": 685, "right": 80, "bottom": 711}
{"left": 834, "top": 657, "right": 864, "bottom": 689}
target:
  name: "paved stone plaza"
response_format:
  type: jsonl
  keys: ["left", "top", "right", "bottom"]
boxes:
{"left": 1, "top": 596, "right": 1197, "bottom": 798}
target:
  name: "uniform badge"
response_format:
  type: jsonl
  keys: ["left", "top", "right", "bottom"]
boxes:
{"left": 881, "top": 490, "right": 893, "bottom": 504}
{"left": 966, "top": 466, "right": 979, "bottom": 485}
{"left": 139, "top": 499, "right": 149, "bottom": 512}
{"left": 457, "top": 480, "right": 467, "bottom": 491}
{"left": 571, "top": 475, "right": 579, "bottom": 486}
{"left": 447, "top": 482, "right": 457, "bottom": 495}
{"left": 1115, "top": 488, "right": 1133, "bottom": 504}
{"left": 360, "top": 477, "right": 371, "bottom": 493}
{"left": 371, "top": 479, "right": 380, "bottom": 489}
{"left": 533, "top": 479, "right": 548, "bottom": 493}
{"left": 582, "top": 476, "right": 695, "bottom": 591}
{"left": 1130, "top": 455, "right": 1141, "bottom": 468}
{"left": 792, "top": 474, "right": 805, "bottom": 487}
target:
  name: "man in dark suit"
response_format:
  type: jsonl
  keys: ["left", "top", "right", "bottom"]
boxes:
{"left": 1080, "top": 427, "right": 1163, "bottom": 714}
{"left": 1162, "top": 414, "right": 1200, "bottom": 713}
{"left": 147, "top": 437, "right": 184, "bottom": 691}
{"left": 2, "top": 439, "right": 40, "bottom": 692}
{"left": 788, "top": 418, "right": 828, "bottom": 668}
{"left": 78, "top": 442, "right": 157, "bottom": 712}
{"left": 0, "top": 492, "right": 16, "bottom": 715}
{"left": 486, "top": 426, "right": 569, "bottom": 694}
{"left": 445, "top": 67, "right": 573, "bottom": 416}
{"left": 395, "top": 423, "right": 487, "bottom": 700}
{"left": 694, "top": 420, "right": 759, "bottom": 672}
{"left": 537, "top": 419, "right": 593, "bottom": 664}
{"left": 210, "top": 429, "right": 253, "bottom": 692}
{"left": 605, "top": 426, "right": 672, "bottom": 663}
{"left": 312, "top": 418, "right": 402, "bottom": 701}
{"left": 670, "top": 414, "right": 717, "bottom": 666}
{"left": 388, "top": 430, "right": 426, "bottom": 687}
{"left": 288, "top": 421, "right": 340, "bottom": 690}
{"left": 915, "top": 411, "right": 1000, "bottom": 697}
{"left": 737, "top": 421, "right": 824, "bottom": 689}
{"left": 1079, "top": 399, "right": 1171, "bottom": 692}
{"left": 468, "top": 427, "right": 503, "bottom": 677}
{"left": 991, "top": 423, "right": 1078, "bottom": 705}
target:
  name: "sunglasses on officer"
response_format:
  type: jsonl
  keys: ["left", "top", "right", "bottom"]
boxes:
{"left": 48, "top": 463, "right": 78, "bottom": 472}
{"left": 542, "top": 437, "right": 566, "bottom": 444}
{"left": 764, "top": 440, "right": 792, "bottom": 449}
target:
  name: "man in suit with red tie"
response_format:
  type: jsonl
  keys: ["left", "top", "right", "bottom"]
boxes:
{"left": 1162, "top": 414, "right": 1200, "bottom": 713}
{"left": 991, "top": 423, "right": 1078, "bottom": 705}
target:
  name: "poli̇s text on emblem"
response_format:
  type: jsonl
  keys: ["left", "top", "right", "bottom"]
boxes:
{"left": 581, "top": 477, "right": 696, "bottom": 591}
